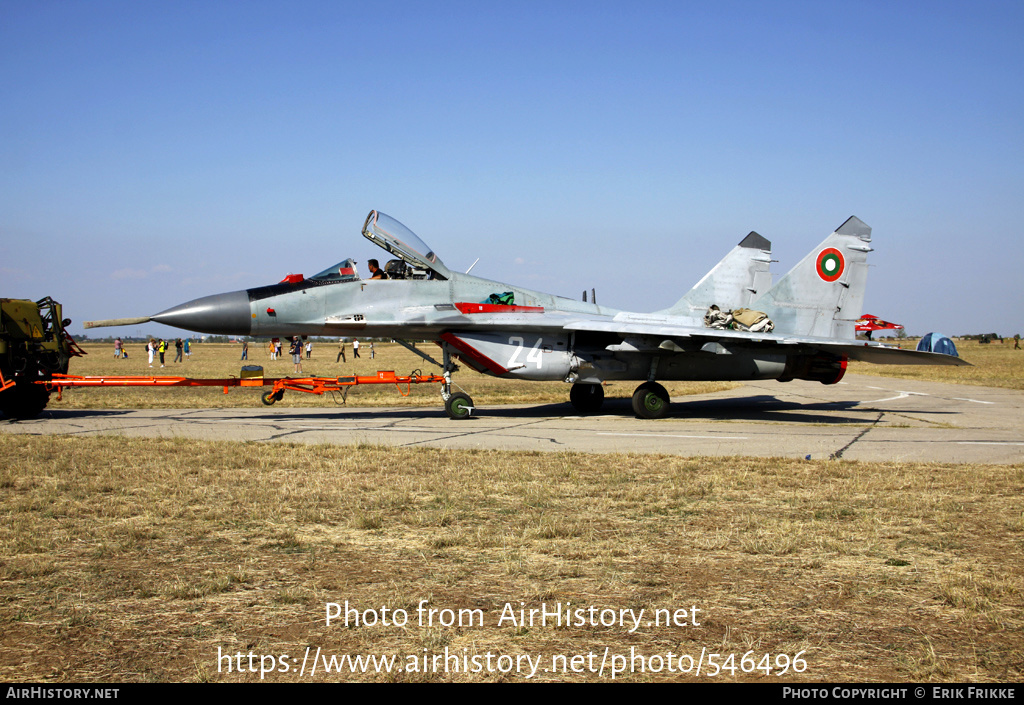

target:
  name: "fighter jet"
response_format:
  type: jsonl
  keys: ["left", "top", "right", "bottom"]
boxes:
{"left": 85, "top": 210, "right": 968, "bottom": 419}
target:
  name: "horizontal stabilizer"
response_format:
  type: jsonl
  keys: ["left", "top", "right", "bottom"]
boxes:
{"left": 83, "top": 317, "right": 152, "bottom": 329}
{"left": 814, "top": 342, "right": 972, "bottom": 366}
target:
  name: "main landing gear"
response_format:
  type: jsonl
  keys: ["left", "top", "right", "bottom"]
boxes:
{"left": 569, "top": 382, "right": 604, "bottom": 414}
{"left": 569, "top": 380, "right": 671, "bottom": 418}
{"left": 631, "top": 381, "right": 670, "bottom": 419}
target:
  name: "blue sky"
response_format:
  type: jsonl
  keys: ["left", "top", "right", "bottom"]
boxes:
{"left": 3, "top": 0, "right": 1022, "bottom": 338}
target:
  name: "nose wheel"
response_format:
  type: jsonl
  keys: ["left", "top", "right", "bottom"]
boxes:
{"left": 444, "top": 391, "right": 474, "bottom": 420}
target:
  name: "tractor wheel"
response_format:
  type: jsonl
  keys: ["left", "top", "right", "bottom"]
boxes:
{"left": 0, "top": 381, "right": 52, "bottom": 420}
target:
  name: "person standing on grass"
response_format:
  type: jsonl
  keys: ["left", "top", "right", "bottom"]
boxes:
{"left": 241, "top": 340, "right": 248, "bottom": 360}
{"left": 336, "top": 339, "right": 346, "bottom": 363}
{"left": 305, "top": 340, "right": 312, "bottom": 359}
{"left": 114, "top": 337, "right": 122, "bottom": 358}
{"left": 290, "top": 337, "right": 303, "bottom": 375}
{"left": 369, "top": 342, "right": 375, "bottom": 360}
{"left": 147, "top": 339, "right": 155, "bottom": 367}
{"left": 158, "top": 339, "right": 167, "bottom": 367}
{"left": 353, "top": 338, "right": 360, "bottom": 358}
{"left": 184, "top": 338, "right": 191, "bottom": 360}
{"left": 174, "top": 338, "right": 183, "bottom": 363}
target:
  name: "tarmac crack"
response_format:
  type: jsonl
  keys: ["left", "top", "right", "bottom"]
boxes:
{"left": 829, "top": 411, "right": 884, "bottom": 459}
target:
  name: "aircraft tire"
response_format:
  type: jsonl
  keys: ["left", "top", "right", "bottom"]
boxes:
{"left": 569, "top": 383, "right": 604, "bottom": 414}
{"left": 445, "top": 392, "right": 474, "bottom": 420}
{"left": 632, "top": 382, "right": 670, "bottom": 419}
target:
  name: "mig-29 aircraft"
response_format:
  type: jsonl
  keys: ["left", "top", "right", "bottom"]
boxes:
{"left": 85, "top": 210, "right": 967, "bottom": 419}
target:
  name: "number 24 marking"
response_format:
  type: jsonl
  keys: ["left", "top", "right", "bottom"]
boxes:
{"left": 508, "top": 336, "right": 544, "bottom": 369}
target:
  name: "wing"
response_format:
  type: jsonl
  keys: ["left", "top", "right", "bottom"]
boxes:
{"left": 563, "top": 317, "right": 970, "bottom": 366}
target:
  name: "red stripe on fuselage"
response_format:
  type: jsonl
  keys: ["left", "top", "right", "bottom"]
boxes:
{"left": 453, "top": 302, "right": 544, "bottom": 314}
{"left": 439, "top": 332, "right": 509, "bottom": 376}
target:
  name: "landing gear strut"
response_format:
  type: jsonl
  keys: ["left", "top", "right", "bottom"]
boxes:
{"left": 632, "top": 381, "right": 670, "bottom": 419}
{"left": 440, "top": 346, "right": 474, "bottom": 420}
{"left": 396, "top": 340, "right": 476, "bottom": 420}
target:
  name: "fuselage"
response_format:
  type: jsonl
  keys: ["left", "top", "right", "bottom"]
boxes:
{"left": 150, "top": 270, "right": 795, "bottom": 384}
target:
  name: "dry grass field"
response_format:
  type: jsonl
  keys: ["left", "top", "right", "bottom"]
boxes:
{"left": 848, "top": 338, "right": 1024, "bottom": 390}
{"left": 1, "top": 339, "right": 1021, "bottom": 682}
{"left": 1, "top": 436, "right": 1022, "bottom": 682}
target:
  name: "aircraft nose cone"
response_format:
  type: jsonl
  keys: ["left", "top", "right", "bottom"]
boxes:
{"left": 151, "top": 290, "right": 252, "bottom": 335}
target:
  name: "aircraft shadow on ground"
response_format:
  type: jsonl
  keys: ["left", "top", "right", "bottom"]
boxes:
{"left": 235, "top": 392, "right": 960, "bottom": 425}
{"left": 526, "top": 396, "right": 882, "bottom": 424}
{"left": 26, "top": 392, "right": 959, "bottom": 427}
{"left": 663, "top": 394, "right": 957, "bottom": 424}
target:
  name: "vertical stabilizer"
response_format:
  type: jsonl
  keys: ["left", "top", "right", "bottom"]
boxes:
{"left": 658, "top": 231, "right": 773, "bottom": 315}
{"left": 752, "top": 216, "right": 872, "bottom": 338}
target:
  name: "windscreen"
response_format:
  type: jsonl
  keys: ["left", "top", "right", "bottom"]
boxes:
{"left": 310, "top": 258, "right": 360, "bottom": 282}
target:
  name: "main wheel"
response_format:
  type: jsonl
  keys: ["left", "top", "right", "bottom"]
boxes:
{"left": 569, "top": 383, "right": 604, "bottom": 414}
{"left": 445, "top": 392, "right": 474, "bottom": 420}
{"left": 631, "top": 382, "right": 670, "bottom": 419}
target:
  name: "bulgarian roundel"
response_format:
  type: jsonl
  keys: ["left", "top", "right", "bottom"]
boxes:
{"left": 816, "top": 248, "right": 845, "bottom": 282}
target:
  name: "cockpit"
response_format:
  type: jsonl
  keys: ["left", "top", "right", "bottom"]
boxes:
{"left": 363, "top": 211, "right": 451, "bottom": 281}
{"left": 305, "top": 211, "right": 451, "bottom": 286}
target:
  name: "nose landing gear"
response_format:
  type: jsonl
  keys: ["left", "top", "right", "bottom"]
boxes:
{"left": 440, "top": 345, "right": 474, "bottom": 420}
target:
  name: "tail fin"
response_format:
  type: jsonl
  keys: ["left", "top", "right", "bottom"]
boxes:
{"left": 752, "top": 216, "right": 872, "bottom": 338}
{"left": 658, "top": 231, "right": 773, "bottom": 316}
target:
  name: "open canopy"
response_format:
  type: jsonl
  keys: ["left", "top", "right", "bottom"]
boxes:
{"left": 362, "top": 210, "right": 451, "bottom": 280}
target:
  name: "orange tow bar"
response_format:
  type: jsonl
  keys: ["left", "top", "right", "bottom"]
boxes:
{"left": 39, "top": 368, "right": 446, "bottom": 406}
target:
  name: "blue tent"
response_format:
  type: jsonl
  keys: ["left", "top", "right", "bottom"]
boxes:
{"left": 917, "top": 332, "right": 959, "bottom": 357}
